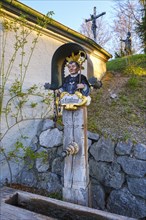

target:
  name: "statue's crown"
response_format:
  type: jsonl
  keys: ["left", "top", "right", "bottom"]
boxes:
{"left": 66, "top": 50, "right": 86, "bottom": 69}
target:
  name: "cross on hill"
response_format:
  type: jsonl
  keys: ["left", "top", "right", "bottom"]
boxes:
{"left": 85, "top": 7, "right": 106, "bottom": 42}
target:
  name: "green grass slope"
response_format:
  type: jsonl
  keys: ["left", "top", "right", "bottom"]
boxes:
{"left": 87, "top": 54, "right": 146, "bottom": 144}
{"left": 107, "top": 54, "right": 146, "bottom": 75}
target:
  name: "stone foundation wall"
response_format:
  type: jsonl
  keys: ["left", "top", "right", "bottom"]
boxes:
{"left": 88, "top": 131, "right": 146, "bottom": 219}
{"left": 1, "top": 119, "right": 146, "bottom": 219}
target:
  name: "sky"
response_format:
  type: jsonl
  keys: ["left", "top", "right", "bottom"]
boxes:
{"left": 18, "top": 0, "right": 115, "bottom": 32}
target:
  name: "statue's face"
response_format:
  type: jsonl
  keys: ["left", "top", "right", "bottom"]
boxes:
{"left": 68, "top": 62, "right": 79, "bottom": 75}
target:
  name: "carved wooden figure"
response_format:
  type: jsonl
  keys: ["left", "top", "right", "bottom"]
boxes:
{"left": 58, "top": 51, "right": 91, "bottom": 206}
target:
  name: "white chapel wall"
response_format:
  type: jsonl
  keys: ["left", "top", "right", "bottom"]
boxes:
{"left": 0, "top": 9, "right": 111, "bottom": 185}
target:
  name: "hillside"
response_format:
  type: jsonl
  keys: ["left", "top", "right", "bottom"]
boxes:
{"left": 87, "top": 54, "right": 146, "bottom": 144}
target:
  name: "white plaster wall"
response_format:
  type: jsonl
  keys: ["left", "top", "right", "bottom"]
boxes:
{"left": 0, "top": 13, "right": 110, "bottom": 184}
{"left": 0, "top": 17, "right": 62, "bottom": 184}
{"left": 89, "top": 49, "right": 108, "bottom": 79}
{"left": 91, "top": 55, "right": 107, "bottom": 79}
{"left": 0, "top": 16, "right": 108, "bottom": 136}
{"left": 1, "top": 23, "right": 57, "bottom": 131}
{"left": 1, "top": 26, "right": 62, "bottom": 86}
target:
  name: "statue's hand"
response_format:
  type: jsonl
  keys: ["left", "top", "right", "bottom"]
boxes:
{"left": 56, "top": 89, "right": 61, "bottom": 97}
{"left": 77, "top": 83, "right": 85, "bottom": 89}
{"left": 44, "top": 83, "right": 51, "bottom": 90}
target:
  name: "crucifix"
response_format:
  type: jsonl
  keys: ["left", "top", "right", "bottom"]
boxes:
{"left": 85, "top": 7, "right": 106, "bottom": 42}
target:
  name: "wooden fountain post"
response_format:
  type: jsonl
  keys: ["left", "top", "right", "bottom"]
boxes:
{"left": 62, "top": 103, "right": 91, "bottom": 206}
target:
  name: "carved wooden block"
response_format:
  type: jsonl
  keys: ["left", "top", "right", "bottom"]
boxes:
{"left": 62, "top": 107, "right": 91, "bottom": 206}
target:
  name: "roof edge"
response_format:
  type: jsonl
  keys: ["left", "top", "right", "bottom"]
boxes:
{"left": 1, "top": 0, "right": 112, "bottom": 59}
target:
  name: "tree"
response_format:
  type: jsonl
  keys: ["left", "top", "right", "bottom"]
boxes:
{"left": 79, "top": 16, "right": 111, "bottom": 49}
{"left": 135, "top": 0, "right": 146, "bottom": 53}
{"left": 111, "top": 0, "right": 142, "bottom": 57}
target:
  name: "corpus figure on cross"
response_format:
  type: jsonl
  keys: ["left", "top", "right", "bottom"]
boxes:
{"left": 85, "top": 7, "right": 106, "bottom": 42}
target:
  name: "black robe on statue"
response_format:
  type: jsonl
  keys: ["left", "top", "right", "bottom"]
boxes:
{"left": 60, "top": 74, "right": 90, "bottom": 96}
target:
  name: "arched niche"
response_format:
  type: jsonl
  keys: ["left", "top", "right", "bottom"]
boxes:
{"left": 51, "top": 42, "right": 93, "bottom": 90}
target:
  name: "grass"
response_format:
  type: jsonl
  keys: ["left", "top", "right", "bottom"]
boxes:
{"left": 107, "top": 54, "right": 146, "bottom": 75}
{"left": 87, "top": 54, "right": 146, "bottom": 143}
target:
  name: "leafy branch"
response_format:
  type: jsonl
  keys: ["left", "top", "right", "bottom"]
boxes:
{"left": 0, "top": 5, "right": 54, "bottom": 185}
